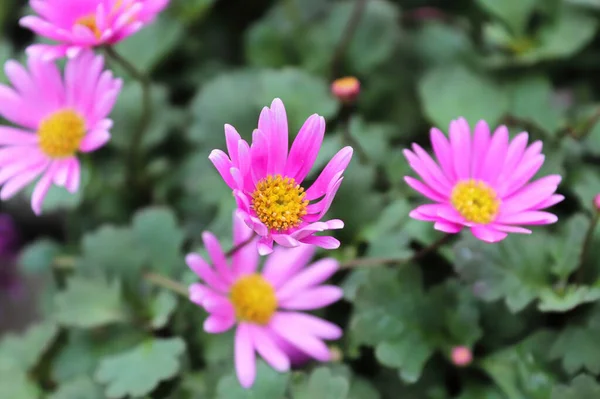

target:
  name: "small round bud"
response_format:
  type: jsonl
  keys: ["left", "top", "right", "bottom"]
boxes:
{"left": 331, "top": 76, "right": 360, "bottom": 104}
{"left": 594, "top": 194, "right": 600, "bottom": 212}
{"left": 451, "top": 346, "right": 472, "bottom": 367}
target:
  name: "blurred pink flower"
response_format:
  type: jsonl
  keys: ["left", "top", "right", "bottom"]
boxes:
{"left": 187, "top": 212, "right": 343, "bottom": 388}
{"left": 404, "top": 118, "right": 563, "bottom": 243}
{"left": 0, "top": 51, "right": 122, "bottom": 214}
{"left": 210, "top": 98, "right": 353, "bottom": 255}
{"left": 594, "top": 194, "right": 600, "bottom": 212}
{"left": 451, "top": 346, "right": 472, "bottom": 367}
{"left": 20, "top": 0, "right": 169, "bottom": 61}
{"left": 331, "top": 76, "right": 360, "bottom": 104}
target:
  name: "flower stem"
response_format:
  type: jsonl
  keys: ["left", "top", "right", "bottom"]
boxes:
{"left": 330, "top": 0, "right": 369, "bottom": 79}
{"left": 339, "top": 233, "right": 453, "bottom": 269}
{"left": 143, "top": 272, "right": 188, "bottom": 297}
{"left": 577, "top": 211, "right": 599, "bottom": 282}
{"left": 103, "top": 46, "right": 152, "bottom": 188}
{"left": 225, "top": 234, "right": 255, "bottom": 257}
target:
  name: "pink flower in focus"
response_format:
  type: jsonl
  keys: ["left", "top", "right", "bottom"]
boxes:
{"left": 20, "top": 0, "right": 169, "bottom": 61}
{"left": 451, "top": 346, "right": 472, "bottom": 367}
{"left": 404, "top": 118, "right": 563, "bottom": 242}
{"left": 187, "top": 212, "right": 343, "bottom": 388}
{"left": 210, "top": 98, "right": 353, "bottom": 255}
{"left": 0, "top": 51, "right": 122, "bottom": 214}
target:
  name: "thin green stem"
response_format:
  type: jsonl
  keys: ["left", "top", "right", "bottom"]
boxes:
{"left": 144, "top": 272, "right": 189, "bottom": 298}
{"left": 330, "top": 0, "right": 369, "bottom": 79}
{"left": 577, "top": 212, "right": 599, "bottom": 282}
{"left": 339, "top": 233, "right": 453, "bottom": 269}
{"left": 225, "top": 234, "right": 255, "bottom": 257}
{"left": 103, "top": 46, "right": 152, "bottom": 188}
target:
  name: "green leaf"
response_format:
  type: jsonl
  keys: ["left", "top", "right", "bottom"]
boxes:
{"left": 507, "top": 76, "right": 563, "bottom": 135}
{"left": 361, "top": 198, "right": 413, "bottom": 259}
{"left": 131, "top": 207, "right": 185, "bottom": 275}
{"left": 551, "top": 374, "right": 600, "bottom": 399}
{"left": 538, "top": 285, "right": 600, "bottom": 312}
{"left": 412, "top": 22, "right": 475, "bottom": 67}
{"left": 0, "top": 321, "right": 58, "bottom": 371}
{"left": 52, "top": 276, "right": 126, "bottom": 328}
{"left": 550, "top": 318, "right": 600, "bottom": 375}
{"left": 81, "top": 225, "right": 145, "bottom": 278}
{"left": 19, "top": 239, "right": 61, "bottom": 274}
{"left": 475, "top": 0, "right": 538, "bottom": 34}
{"left": 550, "top": 214, "right": 589, "bottom": 279}
{"left": 48, "top": 377, "right": 104, "bottom": 399}
{"left": 95, "top": 337, "right": 186, "bottom": 398}
{"left": 291, "top": 367, "right": 350, "bottom": 399}
{"left": 113, "top": 15, "right": 183, "bottom": 73}
{"left": 150, "top": 291, "right": 178, "bottom": 329}
{"left": 573, "top": 168, "right": 600, "bottom": 213}
{"left": 0, "top": 367, "right": 40, "bottom": 399}
{"left": 375, "top": 331, "right": 432, "bottom": 383}
{"left": 215, "top": 360, "right": 289, "bottom": 399}
{"left": 482, "top": 331, "right": 557, "bottom": 399}
{"left": 418, "top": 65, "right": 510, "bottom": 129}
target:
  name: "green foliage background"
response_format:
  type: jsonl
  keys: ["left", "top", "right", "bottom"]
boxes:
{"left": 2, "top": 0, "right": 600, "bottom": 398}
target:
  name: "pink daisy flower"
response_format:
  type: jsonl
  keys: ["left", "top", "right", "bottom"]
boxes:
{"left": 209, "top": 98, "right": 353, "bottom": 255}
{"left": 0, "top": 51, "right": 122, "bottom": 215}
{"left": 404, "top": 118, "right": 563, "bottom": 243}
{"left": 186, "top": 211, "right": 343, "bottom": 388}
{"left": 20, "top": 0, "right": 169, "bottom": 61}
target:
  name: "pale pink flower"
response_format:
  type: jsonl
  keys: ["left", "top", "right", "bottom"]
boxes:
{"left": 405, "top": 118, "right": 563, "bottom": 242}
{"left": 20, "top": 0, "right": 169, "bottom": 61}
{"left": 0, "top": 51, "right": 122, "bottom": 214}
{"left": 209, "top": 98, "right": 353, "bottom": 255}
{"left": 451, "top": 346, "right": 472, "bottom": 367}
{"left": 187, "top": 212, "right": 343, "bottom": 388}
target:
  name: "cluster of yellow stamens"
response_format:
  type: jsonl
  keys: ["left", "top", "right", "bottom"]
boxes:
{"left": 76, "top": 14, "right": 103, "bottom": 39}
{"left": 38, "top": 109, "right": 86, "bottom": 159}
{"left": 450, "top": 179, "right": 500, "bottom": 224}
{"left": 251, "top": 174, "right": 308, "bottom": 232}
{"left": 229, "top": 274, "right": 278, "bottom": 325}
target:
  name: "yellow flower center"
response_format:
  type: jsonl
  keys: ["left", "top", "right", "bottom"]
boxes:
{"left": 229, "top": 274, "right": 277, "bottom": 325}
{"left": 76, "top": 14, "right": 102, "bottom": 39}
{"left": 450, "top": 179, "right": 500, "bottom": 224}
{"left": 38, "top": 109, "right": 86, "bottom": 159}
{"left": 251, "top": 174, "right": 308, "bottom": 232}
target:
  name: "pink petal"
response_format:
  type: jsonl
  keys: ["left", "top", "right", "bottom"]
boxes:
{"left": 299, "top": 235, "right": 340, "bottom": 249}
{"left": 262, "top": 244, "right": 316, "bottom": 288}
{"left": 64, "top": 158, "right": 81, "bottom": 193}
{"left": 257, "top": 236, "right": 274, "bottom": 256}
{"left": 203, "top": 296, "right": 235, "bottom": 317}
{"left": 264, "top": 98, "right": 288, "bottom": 175}
{"left": 531, "top": 194, "right": 564, "bottom": 210}
{"left": 0, "top": 162, "right": 46, "bottom": 200}
{"left": 269, "top": 313, "right": 332, "bottom": 362}
{"left": 188, "top": 283, "right": 217, "bottom": 306}
{"left": 430, "top": 127, "right": 456, "bottom": 181}
{"left": 202, "top": 231, "right": 234, "bottom": 284}
{"left": 411, "top": 144, "right": 453, "bottom": 190}
{"left": 404, "top": 176, "right": 447, "bottom": 202}
{"left": 225, "top": 124, "right": 241, "bottom": 165}
{"left": 470, "top": 225, "right": 508, "bottom": 243}
{"left": 31, "top": 163, "right": 57, "bottom": 215}
{"left": 275, "top": 258, "right": 339, "bottom": 301}
{"left": 235, "top": 323, "right": 257, "bottom": 389}
{"left": 278, "top": 286, "right": 343, "bottom": 310}
{"left": 306, "top": 174, "right": 343, "bottom": 219}
{"left": 489, "top": 224, "right": 532, "bottom": 234}
{"left": 500, "top": 175, "right": 561, "bottom": 216}
{"left": 284, "top": 114, "right": 325, "bottom": 183}
{"left": 185, "top": 253, "right": 229, "bottom": 293}
{"left": 0, "top": 127, "right": 37, "bottom": 145}
{"left": 204, "top": 314, "right": 235, "bottom": 334}
{"left": 471, "top": 120, "right": 491, "bottom": 179}
{"left": 231, "top": 211, "right": 259, "bottom": 277}
{"left": 250, "top": 129, "right": 268, "bottom": 184}
{"left": 209, "top": 149, "right": 236, "bottom": 190}
{"left": 497, "top": 155, "right": 545, "bottom": 197}
{"left": 498, "top": 132, "right": 528, "bottom": 181}
{"left": 434, "top": 221, "right": 463, "bottom": 233}
{"left": 496, "top": 211, "right": 558, "bottom": 225}
{"left": 305, "top": 147, "right": 353, "bottom": 201}
{"left": 404, "top": 149, "right": 451, "bottom": 196}
{"left": 80, "top": 129, "right": 110, "bottom": 152}
{"left": 449, "top": 118, "right": 471, "bottom": 179}
{"left": 272, "top": 234, "right": 301, "bottom": 248}
{"left": 273, "top": 312, "right": 343, "bottom": 340}
{"left": 249, "top": 325, "right": 290, "bottom": 372}
{"left": 479, "top": 125, "right": 509, "bottom": 185}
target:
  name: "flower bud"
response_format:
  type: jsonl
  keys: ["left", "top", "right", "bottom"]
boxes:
{"left": 331, "top": 76, "right": 360, "bottom": 104}
{"left": 451, "top": 346, "right": 472, "bottom": 367}
{"left": 594, "top": 194, "right": 600, "bottom": 212}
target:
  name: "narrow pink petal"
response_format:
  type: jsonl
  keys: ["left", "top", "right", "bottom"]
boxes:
{"left": 0, "top": 163, "right": 46, "bottom": 200}
{"left": 410, "top": 203, "right": 449, "bottom": 220}
{"left": 471, "top": 120, "right": 491, "bottom": 179}
{"left": 411, "top": 144, "right": 453, "bottom": 189}
{"left": 470, "top": 225, "right": 508, "bottom": 242}
{"left": 269, "top": 314, "right": 332, "bottom": 361}
{"left": 272, "top": 233, "right": 301, "bottom": 247}
{"left": 0, "top": 127, "right": 37, "bottom": 145}
{"left": 278, "top": 286, "right": 343, "bottom": 310}
{"left": 498, "top": 132, "right": 529, "bottom": 181}
{"left": 257, "top": 236, "right": 274, "bottom": 256}
{"left": 430, "top": 127, "right": 456, "bottom": 181}
{"left": 52, "top": 159, "right": 70, "bottom": 186}
{"left": 437, "top": 205, "right": 467, "bottom": 225}
{"left": 249, "top": 129, "right": 269, "bottom": 184}
{"left": 275, "top": 258, "right": 339, "bottom": 301}
{"left": 404, "top": 176, "right": 446, "bottom": 202}
{"left": 208, "top": 149, "right": 236, "bottom": 190}
{"left": 434, "top": 221, "right": 463, "bottom": 233}
{"left": 404, "top": 150, "right": 451, "bottom": 196}
{"left": 204, "top": 314, "right": 235, "bottom": 334}
{"left": 249, "top": 325, "right": 290, "bottom": 372}
{"left": 264, "top": 98, "right": 288, "bottom": 175}
{"left": 188, "top": 283, "right": 217, "bottom": 306}
{"left": 64, "top": 158, "right": 81, "bottom": 193}
{"left": 203, "top": 296, "right": 235, "bottom": 317}
{"left": 479, "top": 125, "right": 509, "bottom": 185}
{"left": 0, "top": 85, "right": 39, "bottom": 128}
{"left": 449, "top": 118, "right": 471, "bottom": 179}
{"left": 273, "top": 312, "right": 343, "bottom": 340}
{"left": 305, "top": 147, "right": 353, "bottom": 201}
{"left": 237, "top": 140, "right": 253, "bottom": 192}
{"left": 290, "top": 219, "right": 344, "bottom": 240}
{"left": 531, "top": 194, "right": 564, "bottom": 210}
{"left": 499, "top": 155, "right": 545, "bottom": 197}
{"left": 299, "top": 235, "right": 340, "bottom": 249}
{"left": 31, "top": 163, "right": 57, "bottom": 215}
{"left": 225, "top": 124, "right": 241, "bottom": 165}
{"left": 232, "top": 211, "right": 259, "bottom": 277}
{"left": 496, "top": 211, "right": 558, "bottom": 225}
{"left": 409, "top": 208, "right": 439, "bottom": 222}
{"left": 185, "top": 253, "right": 229, "bottom": 293}
{"left": 202, "top": 231, "right": 234, "bottom": 283}
{"left": 284, "top": 114, "right": 325, "bottom": 183}
{"left": 0, "top": 155, "right": 48, "bottom": 185}
{"left": 306, "top": 174, "right": 343, "bottom": 219}
{"left": 262, "top": 244, "right": 316, "bottom": 288}
{"left": 489, "top": 224, "right": 532, "bottom": 234}
{"left": 235, "top": 323, "right": 257, "bottom": 389}
{"left": 500, "top": 175, "right": 561, "bottom": 216}
{"left": 79, "top": 130, "right": 110, "bottom": 152}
